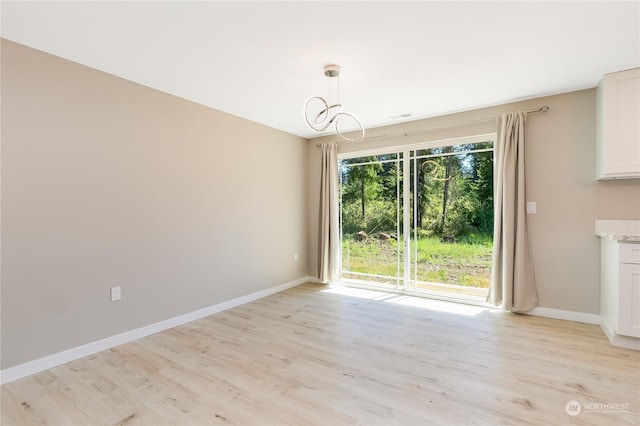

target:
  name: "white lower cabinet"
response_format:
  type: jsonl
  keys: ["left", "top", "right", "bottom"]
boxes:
{"left": 600, "top": 240, "right": 640, "bottom": 349}
{"left": 618, "top": 262, "right": 640, "bottom": 337}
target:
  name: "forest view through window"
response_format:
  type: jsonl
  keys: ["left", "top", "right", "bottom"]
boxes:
{"left": 340, "top": 138, "right": 494, "bottom": 301}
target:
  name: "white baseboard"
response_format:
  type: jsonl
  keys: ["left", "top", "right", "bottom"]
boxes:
{"left": 599, "top": 320, "right": 640, "bottom": 350}
{"left": 525, "top": 307, "right": 600, "bottom": 325}
{"left": 0, "top": 276, "right": 314, "bottom": 385}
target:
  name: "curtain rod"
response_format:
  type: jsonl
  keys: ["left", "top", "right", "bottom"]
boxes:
{"left": 315, "top": 105, "right": 549, "bottom": 147}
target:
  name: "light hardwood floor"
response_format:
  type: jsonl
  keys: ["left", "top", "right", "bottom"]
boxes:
{"left": 2, "top": 283, "right": 639, "bottom": 425}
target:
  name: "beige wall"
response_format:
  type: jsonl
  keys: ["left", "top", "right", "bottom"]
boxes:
{"left": 1, "top": 40, "right": 309, "bottom": 369}
{"left": 307, "top": 89, "right": 640, "bottom": 315}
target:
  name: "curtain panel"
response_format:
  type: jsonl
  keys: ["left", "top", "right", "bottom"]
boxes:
{"left": 487, "top": 112, "right": 538, "bottom": 312}
{"left": 317, "top": 142, "right": 340, "bottom": 284}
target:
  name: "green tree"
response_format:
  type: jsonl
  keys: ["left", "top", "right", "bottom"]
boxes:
{"left": 341, "top": 157, "right": 382, "bottom": 220}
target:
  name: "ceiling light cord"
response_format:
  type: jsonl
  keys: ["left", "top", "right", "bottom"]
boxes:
{"left": 303, "top": 64, "right": 365, "bottom": 142}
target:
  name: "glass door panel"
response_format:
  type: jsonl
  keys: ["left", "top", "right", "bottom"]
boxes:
{"left": 339, "top": 153, "right": 404, "bottom": 289}
{"left": 408, "top": 142, "right": 493, "bottom": 300}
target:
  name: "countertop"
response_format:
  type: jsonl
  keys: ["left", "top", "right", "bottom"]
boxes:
{"left": 595, "top": 220, "right": 640, "bottom": 242}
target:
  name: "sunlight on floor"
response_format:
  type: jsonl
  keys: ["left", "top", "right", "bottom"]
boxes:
{"left": 322, "top": 286, "right": 489, "bottom": 317}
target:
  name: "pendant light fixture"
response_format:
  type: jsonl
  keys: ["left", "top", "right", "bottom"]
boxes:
{"left": 303, "top": 64, "right": 364, "bottom": 142}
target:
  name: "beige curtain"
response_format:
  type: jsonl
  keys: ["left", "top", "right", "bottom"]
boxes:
{"left": 487, "top": 112, "right": 538, "bottom": 312}
{"left": 317, "top": 142, "right": 340, "bottom": 284}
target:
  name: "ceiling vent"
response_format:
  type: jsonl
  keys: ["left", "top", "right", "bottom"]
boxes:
{"left": 389, "top": 113, "right": 412, "bottom": 120}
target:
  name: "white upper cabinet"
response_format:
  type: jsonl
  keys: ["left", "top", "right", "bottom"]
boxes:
{"left": 596, "top": 68, "right": 640, "bottom": 180}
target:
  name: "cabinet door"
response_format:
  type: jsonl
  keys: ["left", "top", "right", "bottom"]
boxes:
{"left": 618, "top": 263, "right": 640, "bottom": 337}
{"left": 596, "top": 68, "right": 640, "bottom": 180}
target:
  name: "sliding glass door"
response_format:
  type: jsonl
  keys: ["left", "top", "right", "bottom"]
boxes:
{"left": 339, "top": 136, "right": 495, "bottom": 303}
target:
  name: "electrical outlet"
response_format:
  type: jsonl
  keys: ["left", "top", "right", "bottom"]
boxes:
{"left": 110, "top": 286, "right": 121, "bottom": 302}
{"left": 294, "top": 252, "right": 299, "bottom": 262}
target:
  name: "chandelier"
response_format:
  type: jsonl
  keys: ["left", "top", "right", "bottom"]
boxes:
{"left": 303, "top": 64, "right": 364, "bottom": 142}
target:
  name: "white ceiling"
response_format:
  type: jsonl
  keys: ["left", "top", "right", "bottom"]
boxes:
{"left": 2, "top": 1, "right": 639, "bottom": 139}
